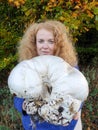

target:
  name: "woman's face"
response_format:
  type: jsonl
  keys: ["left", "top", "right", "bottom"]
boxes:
{"left": 36, "top": 28, "right": 55, "bottom": 55}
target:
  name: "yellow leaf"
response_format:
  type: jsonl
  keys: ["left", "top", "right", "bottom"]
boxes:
{"left": 8, "top": 0, "right": 14, "bottom": 2}
{"left": 72, "top": 12, "right": 78, "bottom": 18}
{"left": 87, "top": 10, "right": 94, "bottom": 18}
{"left": 59, "top": 16, "right": 65, "bottom": 21}
{"left": 25, "top": 9, "right": 32, "bottom": 16}
{"left": 50, "top": 0, "right": 56, "bottom": 2}
{"left": 84, "top": 27, "right": 89, "bottom": 31}
{"left": 74, "top": 5, "right": 80, "bottom": 9}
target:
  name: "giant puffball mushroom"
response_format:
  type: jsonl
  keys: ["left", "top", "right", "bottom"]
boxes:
{"left": 8, "top": 55, "right": 89, "bottom": 126}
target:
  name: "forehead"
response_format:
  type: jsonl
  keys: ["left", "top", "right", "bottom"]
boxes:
{"left": 36, "top": 28, "right": 54, "bottom": 39}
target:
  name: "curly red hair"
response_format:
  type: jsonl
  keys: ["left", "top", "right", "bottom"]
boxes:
{"left": 18, "top": 20, "right": 78, "bottom": 66}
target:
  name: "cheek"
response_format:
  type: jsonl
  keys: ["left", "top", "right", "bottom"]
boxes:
{"left": 50, "top": 44, "right": 55, "bottom": 51}
{"left": 36, "top": 43, "right": 41, "bottom": 50}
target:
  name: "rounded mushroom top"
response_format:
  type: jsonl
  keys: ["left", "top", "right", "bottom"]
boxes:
{"left": 8, "top": 55, "right": 89, "bottom": 101}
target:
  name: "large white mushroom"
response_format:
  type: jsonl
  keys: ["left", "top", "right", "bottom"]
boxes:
{"left": 8, "top": 55, "right": 89, "bottom": 126}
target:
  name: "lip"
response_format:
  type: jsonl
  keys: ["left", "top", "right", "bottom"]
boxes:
{"left": 41, "top": 51, "right": 50, "bottom": 54}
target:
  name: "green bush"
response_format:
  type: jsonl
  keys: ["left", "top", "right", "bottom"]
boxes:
{"left": 0, "top": 87, "right": 23, "bottom": 130}
{"left": 81, "top": 65, "right": 98, "bottom": 130}
{"left": 76, "top": 29, "right": 98, "bottom": 65}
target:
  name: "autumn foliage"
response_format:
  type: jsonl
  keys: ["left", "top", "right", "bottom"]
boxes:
{"left": 8, "top": 0, "right": 25, "bottom": 8}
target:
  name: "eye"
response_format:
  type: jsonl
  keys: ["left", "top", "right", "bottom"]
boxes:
{"left": 48, "top": 40, "right": 54, "bottom": 44}
{"left": 38, "top": 39, "right": 44, "bottom": 43}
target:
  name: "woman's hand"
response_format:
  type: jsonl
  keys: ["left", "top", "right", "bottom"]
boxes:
{"left": 73, "top": 112, "right": 79, "bottom": 120}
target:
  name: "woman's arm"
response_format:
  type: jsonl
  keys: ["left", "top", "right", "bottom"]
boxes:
{"left": 74, "top": 111, "right": 82, "bottom": 130}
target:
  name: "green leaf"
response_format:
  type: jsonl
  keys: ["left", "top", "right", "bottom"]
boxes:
{"left": 90, "top": 89, "right": 98, "bottom": 96}
{"left": 0, "top": 126, "right": 10, "bottom": 130}
{"left": 93, "top": 7, "right": 98, "bottom": 15}
{"left": 25, "top": 9, "right": 33, "bottom": 16}
{"left": 95, "top": 15, "right": 98, "bottom": 21}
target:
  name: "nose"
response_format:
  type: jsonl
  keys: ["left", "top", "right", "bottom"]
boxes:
{"left": 58, "top": 106, "right": 64, "bottom": 113}
{"left": 43, "top": 43, "right": 49, "bottom": 49}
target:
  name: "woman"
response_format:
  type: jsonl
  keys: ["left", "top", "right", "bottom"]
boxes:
{"left": 14, "top": 20, "right": 82, "bottom": 130}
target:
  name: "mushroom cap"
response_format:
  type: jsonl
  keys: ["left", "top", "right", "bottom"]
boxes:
{"left": 8, "top": 55, "right": 88, "bottom": 100}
